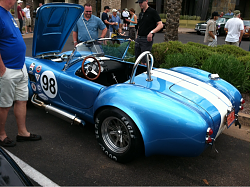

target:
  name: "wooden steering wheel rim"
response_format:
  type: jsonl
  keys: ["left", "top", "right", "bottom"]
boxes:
{"left": 81, "top": 56, "right": 101, "bottom": 81}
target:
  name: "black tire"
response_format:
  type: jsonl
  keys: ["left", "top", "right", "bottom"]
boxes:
{"left": 95, "top": 107, "right": 144, "bottom": 163}
{"left": 197, "top": 31, "right": 201, "bottom": 35}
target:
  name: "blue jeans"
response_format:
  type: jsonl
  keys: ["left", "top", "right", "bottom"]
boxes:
{"left": 19, "top": 19, "right": 23, "bottom": 34}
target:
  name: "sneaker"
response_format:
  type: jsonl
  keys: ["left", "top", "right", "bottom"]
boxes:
{"left": 26, "top": 32, "right": 28, "bottom": 34}
{"left": 16, "top": 133, "right": 42, "bottom": 142}
{"left": 0, "top": 137, "right": 16, "bottom": 147}
{"left": 30, "top": 31, "right": 33, "bottom": 33}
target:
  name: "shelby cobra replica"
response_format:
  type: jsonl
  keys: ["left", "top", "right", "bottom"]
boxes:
{"left": 25, "top": 3, "right": 244, "bottom": 162}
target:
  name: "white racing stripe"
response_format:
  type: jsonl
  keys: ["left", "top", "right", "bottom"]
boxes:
{"left": 151, "top": 69, "right": 232, "bottom": 138}
{"left": 3, "top": 148, "right": 60, "bottom": 187}
{"left": 156, "top": 68, "right": 232, "bottom": 107}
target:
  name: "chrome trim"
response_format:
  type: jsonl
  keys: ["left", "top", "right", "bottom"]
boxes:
{"left": 130, "top": 51, "right": 154, "bottom": 84}
{"left": 31, "top": 94, "right": 85, "bottom": 126}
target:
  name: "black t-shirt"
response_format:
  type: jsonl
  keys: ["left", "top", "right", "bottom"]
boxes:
{"left": 138, "top": 7, "right": 161, "bottom": 36}
{"left": 101, "top": 12, "right": 109, "bottom": 29}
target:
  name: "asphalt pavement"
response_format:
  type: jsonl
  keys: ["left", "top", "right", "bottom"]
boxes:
{"left": 3, "top": 28, "right": 250, "bottom": 186}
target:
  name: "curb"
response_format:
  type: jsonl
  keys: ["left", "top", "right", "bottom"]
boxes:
{"left": 238, "top": 113, "right": 250, "bottom": 126}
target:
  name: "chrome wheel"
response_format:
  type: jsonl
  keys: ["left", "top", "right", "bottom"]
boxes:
{"left": 101, "top": 117, "right": 131, "bottom": 154}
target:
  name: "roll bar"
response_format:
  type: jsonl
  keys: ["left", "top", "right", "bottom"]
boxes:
{"left": 129, "top": 51, "right": 154, "bottom": 84}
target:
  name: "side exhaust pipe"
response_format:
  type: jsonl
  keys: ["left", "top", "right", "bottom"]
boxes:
{"left": 31, "top": 94, "right": 85, "bottom": 126}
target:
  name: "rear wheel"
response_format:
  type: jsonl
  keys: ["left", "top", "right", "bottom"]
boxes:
{"left": 95, "top": 107, "right": 144, "bottom": 163}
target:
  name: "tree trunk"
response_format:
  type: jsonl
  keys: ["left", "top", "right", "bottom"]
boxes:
{"left": 164, "top": 0, "right": 183, "bottom": 42}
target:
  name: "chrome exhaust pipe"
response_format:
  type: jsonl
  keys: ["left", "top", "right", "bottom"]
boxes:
{"left": 31, "top": 94, "right": 85, "bottom": 126}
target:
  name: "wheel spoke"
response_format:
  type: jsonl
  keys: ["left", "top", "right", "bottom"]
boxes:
{"left": 119, "top": 135, "right": 123, "bottom": 147}
{"left": 85, "top": 69, "right": 89, "bottom": 75}
{"left": 107, "top": 123, "right": 117, "bottom": 132}
{"left": 91, "top": 69, "right": 97, "bottom": 75}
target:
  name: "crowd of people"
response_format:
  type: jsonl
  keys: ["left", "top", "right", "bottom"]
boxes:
{"left": 17, "top": 0, "right": 37, "bottom": 35}
{"left": 204, "top": 9, "right": 244, "bottom": 47}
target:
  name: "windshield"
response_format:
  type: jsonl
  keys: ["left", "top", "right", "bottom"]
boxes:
{"left": 216, "top": 18, "right": 225, "bottom": 23}
{"left": 64, "top": 38, "right": 132, "bottom": 69}
{"left": 243, "top": 20, "right": 250, "bottom": 26}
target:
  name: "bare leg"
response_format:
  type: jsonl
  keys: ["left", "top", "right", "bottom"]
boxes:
{"left": 0, "top": 107, "right": 11, "bottom": 141}
{"left": 14, "top": 100, "right": 30, "bottom": 137}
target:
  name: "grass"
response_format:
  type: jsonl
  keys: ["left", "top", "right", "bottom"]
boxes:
{"left": 161, "top": 19, "right": 205, "bottom": 29}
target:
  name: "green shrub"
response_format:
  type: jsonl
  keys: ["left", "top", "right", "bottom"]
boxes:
{"left": 186, "top": 42, "right": 214, "bottom": 50}
{"left": 160, "top": 53, "right": 197, "bottom": 69}
{"left": 201, "top": 54, "right": 249, "bottom": 93}
{"left": 151, "top": 41, "right": 184, "bottom": 67}
{"left": 196, "top": 16, "right": 201, "bottom": 20}
{"left": 214, "top": 45, "right": 249, "bottom": 57}
{"left": 159, "top": 13, "right": 167, "bottom": 19}
{"left": 182, "top": 44, "right": 214, "bottom": 67}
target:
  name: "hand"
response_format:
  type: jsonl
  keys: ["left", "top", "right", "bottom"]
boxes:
{"left": 74, "top": 41, "right": 78, "bottom": 47}
{"left": 147, "top": 33, "right": 153, "bottom": 42}
{"left": 0, "top": 67, "right": 6, "bottom": 77}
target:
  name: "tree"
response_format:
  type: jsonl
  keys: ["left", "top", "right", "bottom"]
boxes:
{"left": 164, "top": 0, "right": 183, "bottom": 42}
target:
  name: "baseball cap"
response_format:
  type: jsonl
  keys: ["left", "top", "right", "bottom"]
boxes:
{"left": 17, "top": 0, "right": 23, "bottom": 3}
{"left": 112, "top": 9, "right": 118, "bottom": 12}
{"left": 135, "top": 0, "right": 146, "bottom": 3}
{"left": 234, "top": 10, "right": 240, "bottom": 15}
{"left": 104, "top": 6, "right": 110, "bottom": 10}
{"left": 212, "top": 11, "right": 219, "bottom": 17}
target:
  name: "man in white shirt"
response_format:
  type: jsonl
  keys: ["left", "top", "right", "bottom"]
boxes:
{"left": 224, "top": 10, "right": 244, "bottom": 47}
{"left": 36, "top": 3, "right": 42, "bottom": 13}
{"left": 23, "top": 4, "right": 32, "bottom": 34}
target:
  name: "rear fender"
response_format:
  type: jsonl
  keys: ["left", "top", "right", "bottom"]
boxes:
{"left": 94, "top": 84, "right": 213, "bottom": 157}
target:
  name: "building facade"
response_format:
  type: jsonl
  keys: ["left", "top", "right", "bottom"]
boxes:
{"left": 12, "top": 0, "right": 250, "bottom": 23}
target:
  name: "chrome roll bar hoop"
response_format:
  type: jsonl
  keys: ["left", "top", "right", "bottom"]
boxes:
{"left": 129, "top": 51, "right": 154, "bottom": 84}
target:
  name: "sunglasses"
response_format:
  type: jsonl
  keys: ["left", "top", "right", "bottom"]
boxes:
{"left": 85, "top": 11, "right": 92, "bottom": 13}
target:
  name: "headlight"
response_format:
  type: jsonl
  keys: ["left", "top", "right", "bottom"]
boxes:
{"left": 246, "top": 29, "right": 249, "bottom": 33}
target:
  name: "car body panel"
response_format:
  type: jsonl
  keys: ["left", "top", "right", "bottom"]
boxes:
{"left": 243, "top": 20, "right": 250, "bottom": 39}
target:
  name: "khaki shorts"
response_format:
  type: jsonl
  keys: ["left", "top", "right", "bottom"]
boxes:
{"left": 225, "top": 41, "right": 239, "bottom": 47}
{"left": 26, "top": 18, "right": 31, "bottom": 27}
{"left": 0, "top": 64, "right": 28, "bottom": 107}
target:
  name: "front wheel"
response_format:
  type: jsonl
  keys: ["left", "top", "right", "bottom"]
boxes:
{"left": 95, "top": 107, "right": 144, "bottom": 163}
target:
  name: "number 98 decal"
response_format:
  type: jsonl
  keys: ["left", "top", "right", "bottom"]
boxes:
{"left": 40, "top": 71, "right": 58, "bottom": 98}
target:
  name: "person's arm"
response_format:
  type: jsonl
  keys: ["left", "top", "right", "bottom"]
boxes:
{"left": 239, "top": 29, "right": 243, "bottom": 43}
{"left": 126, "top": 15, "right": 137, "bottom": 24}
{"left": 73, "top": 31, "right": 78, "bottom": 47}
{"left": 104, "top": 19, "right": 114, "bottom": 25}
{"left": 147, "top": 21, "right": 163, "bottom": 42}
{"left": 23, "top": 11, "right": 27, "bottom": 19}
{"left": 208, "top": 31, "right": 216, "bottom": 39}
{"left": 18, "top": 8, "right": 23, "bottom": 20}
{"left": 100, "top": 27, "right": 107, "bottom": 38}
{"left": 0, "top": 54, "right": 6, "bottom": 77}
{"left": 224, "top": 21, "right": 229, "bottom": 31}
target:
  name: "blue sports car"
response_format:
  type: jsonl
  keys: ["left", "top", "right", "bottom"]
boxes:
{"left": 25, "top": 3, "right": 244, "bottom": 163}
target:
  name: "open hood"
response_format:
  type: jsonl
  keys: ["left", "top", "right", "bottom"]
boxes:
{"left": 32, "top": 3, "right": 84, "bottom": 57}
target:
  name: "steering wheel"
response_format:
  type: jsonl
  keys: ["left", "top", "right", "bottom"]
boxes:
{"left": 82, "top": 56, "right": 101, "bottom": 81}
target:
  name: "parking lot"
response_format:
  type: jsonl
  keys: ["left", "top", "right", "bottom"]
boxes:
{"left": 3, "top": 31, "right": 250, "bottom": 186}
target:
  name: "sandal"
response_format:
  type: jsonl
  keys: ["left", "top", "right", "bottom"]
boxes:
{"left": 16, "top": 133, "right": 42, "bottom": 142}
{"left": 0, "top": 137, "right": 16, "bottom": 147}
